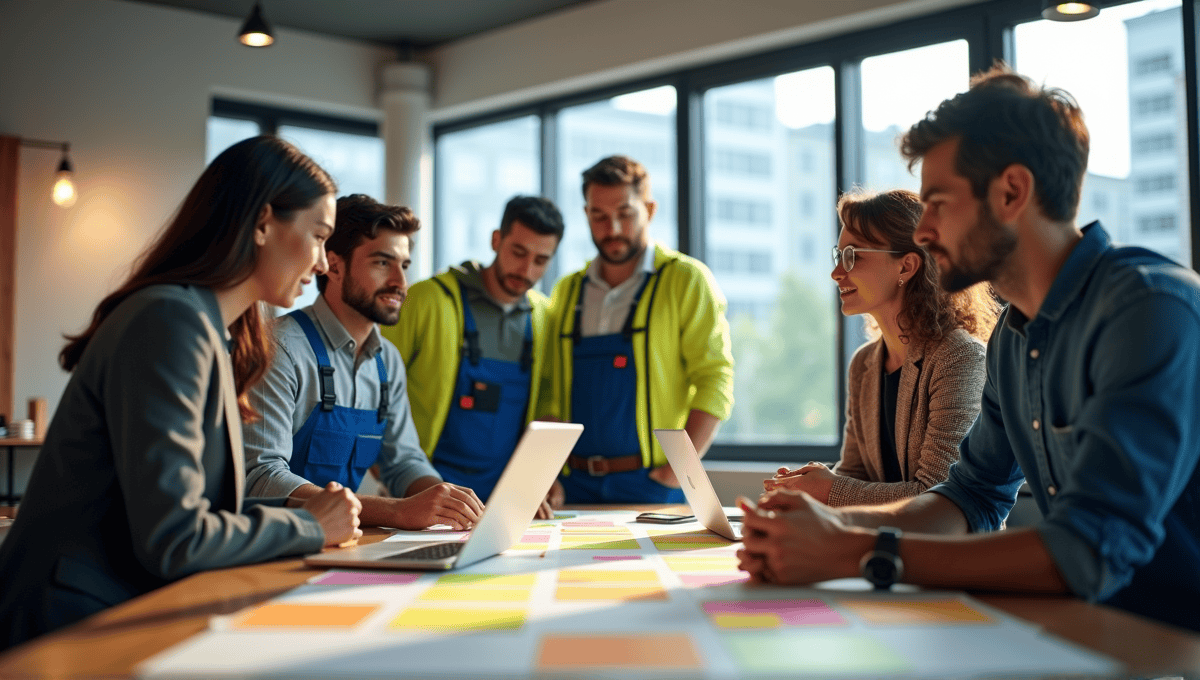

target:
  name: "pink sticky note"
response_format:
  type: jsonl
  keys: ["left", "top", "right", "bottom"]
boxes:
{"left": 312, "top": 571, "right": 422, "bottom": 586}
{"left": 702, "top": 598, "right": 846, "bottom": 626}
{"left": 680, "top": 573, "right": 750, "bottom": 587}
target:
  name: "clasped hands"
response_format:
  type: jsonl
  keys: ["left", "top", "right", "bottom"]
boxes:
{"left": 736, "top": 485, "right": 867, "bottom": 586}
{"left": 763, "top": 461, "right": 836, "bottom": 503}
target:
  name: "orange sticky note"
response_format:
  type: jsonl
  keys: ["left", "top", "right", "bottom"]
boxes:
{"left": 234, "top": 603, "right": 378, "bottom": 629}
{"left": 841, "top": 597, "right": 994, "bottom": 625}
{"left": 538, "top": 633, "right": 702, "bottom": 669}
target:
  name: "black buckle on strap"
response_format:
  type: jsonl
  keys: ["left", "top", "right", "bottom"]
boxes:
{"left": 464, "top": 329, "right": 482, "bottom": 366}
{"left": 377, "top": 381, "right": 389, "bottom": 423}
{"left": 319, "top": 365, "right": 336, "bottom": 412}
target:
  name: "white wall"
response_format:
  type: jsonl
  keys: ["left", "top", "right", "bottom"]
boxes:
{"left": 0, "top": 0, "right": 393, "bottom": 421}
{"left": 424, "top": 0, "right": 981, "bottom": 120}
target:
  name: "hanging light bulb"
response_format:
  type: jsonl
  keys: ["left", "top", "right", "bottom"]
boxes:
{"left": 1042, "top": 1, "right": 1100, "bottom": 21}
{"left": 52, "top": 146, "right": 76, "bottom": 208}
{"left": 238, "top": 2, "right": 275, "bottom": 47}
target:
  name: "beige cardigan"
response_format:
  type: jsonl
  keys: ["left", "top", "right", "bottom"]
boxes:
{"left": 827, "top": 328, "right": 986, "bottom": 507}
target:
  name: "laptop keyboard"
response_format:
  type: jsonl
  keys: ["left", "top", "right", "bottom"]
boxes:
{"left": 386, "top": 541, "right": 464, "bottom": 561}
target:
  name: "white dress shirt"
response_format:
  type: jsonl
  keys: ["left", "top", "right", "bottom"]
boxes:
{"left": 579, "top": 240, "right": 657, "bottom": 337}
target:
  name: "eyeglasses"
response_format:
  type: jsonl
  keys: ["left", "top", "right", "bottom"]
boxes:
{"left": 832, "top": 245, "right": 903, "bottom": 272}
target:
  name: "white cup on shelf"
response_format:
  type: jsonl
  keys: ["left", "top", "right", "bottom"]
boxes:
{"left": 11, "top": 419, "right": 35, "bottom": 440}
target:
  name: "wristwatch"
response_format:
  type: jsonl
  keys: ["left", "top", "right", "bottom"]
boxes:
{"left": 860, "top": 526, "right": 904, "bottom": 590}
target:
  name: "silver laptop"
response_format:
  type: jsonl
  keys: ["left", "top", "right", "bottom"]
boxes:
{"left": 653, "top": 429, "right": 740, "bottom": 541}
{"left": 305, "top": 421, "right": 583, "bottom": 570}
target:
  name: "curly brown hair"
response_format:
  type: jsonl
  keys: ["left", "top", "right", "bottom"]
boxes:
{"left": 838, "top": 189, "right": 1000, "bottom": 344}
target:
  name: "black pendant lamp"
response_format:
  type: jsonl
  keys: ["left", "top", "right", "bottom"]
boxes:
{"left": 238, "top": 2, "right": 274, "bottom": 47}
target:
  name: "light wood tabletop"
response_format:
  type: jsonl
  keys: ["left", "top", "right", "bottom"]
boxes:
{"left": 0, "top": 509, "right": 1197, "bottom": 678}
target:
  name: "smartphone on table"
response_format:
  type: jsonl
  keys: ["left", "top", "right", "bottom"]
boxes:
{"left": 635, "top": 512, "right": 695, "bottom": 524}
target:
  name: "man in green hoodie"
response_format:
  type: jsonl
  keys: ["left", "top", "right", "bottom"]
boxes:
{"left": 383, "top": 195, "right": 564, "bottom": 516}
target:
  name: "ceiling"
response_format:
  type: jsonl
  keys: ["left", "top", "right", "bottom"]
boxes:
{"left": 122, "top": 0, "right": 602, "bottom": 49}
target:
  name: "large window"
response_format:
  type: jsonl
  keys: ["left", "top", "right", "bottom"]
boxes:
{"left": 435, "top": 116, "right": 540, "bottom": 271}
{"left": 206, "top": 100, "right": 384, "bottom": 311}
{"left": 1014, "top": 0, "right": 1190, "bottom": 266}
{"left": 555, "top": 85, "right": 678, "bottom": 276}
{"left": 860, "top": 40, "right": 969, "bottom": 194}
{"left": 431, "top": 0, "right": 1200, "bottom": 461}
{"left": 704, "top": 67, "right": 839, "bottom": 447}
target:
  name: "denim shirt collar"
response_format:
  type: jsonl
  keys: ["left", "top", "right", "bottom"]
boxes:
{"left": 1006, "top": 221, "right": 1109, "bottom": 330}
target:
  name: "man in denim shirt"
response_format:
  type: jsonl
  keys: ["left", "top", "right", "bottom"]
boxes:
{"left": 738, "top": 65, "right": 1200, "bottom": 632}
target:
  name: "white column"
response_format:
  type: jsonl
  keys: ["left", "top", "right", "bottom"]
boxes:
{"left": 378, "top": 61, "right": 433, "bottom": 280}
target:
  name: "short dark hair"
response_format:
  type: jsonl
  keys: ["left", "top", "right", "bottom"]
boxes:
{"left": 581, "top": 155, "right": 652, "bottom": 202}
{"left": 899, "top": 63, "right": 1089, "bottom": 223}
{"left": 499, "top": 195, "right": 564, "bottom": 241}
{"left": 319, "top": 194, "right": 420, "bottom": 292}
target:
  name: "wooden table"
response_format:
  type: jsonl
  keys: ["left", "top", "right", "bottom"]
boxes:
{"left": 0, "top": 512, "right": 1198, "bottom": 678}
{"left": 0, "top": 436, "right": 41, "bottom": 504}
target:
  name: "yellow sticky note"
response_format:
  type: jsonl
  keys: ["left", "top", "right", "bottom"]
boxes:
{"left": 709, "top": 612, "right": 783, "bottom": 629}
{"left": 435, "top": 573, "right": 536, "bottom": 586}
{"left": 561, "top": 539, "right": 641, "bottom": 550}
{"left": 419, "top": 587, "right": 531, "bottom": 602}
{"left": 663, "top": 556, "right": 740, "bottom": 572}
{"left": 558, "top": 569, "right": 660, "bottom": 583}
{"left": 555, "top": 585, "right": 668, "bottom": 601}
{"left": 389, "top": 607, "right": 526, "bottom": 631}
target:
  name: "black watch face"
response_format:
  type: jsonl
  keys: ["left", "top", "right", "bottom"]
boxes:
{"left": 864, "top": 555, "right": 897, "bottom": 587}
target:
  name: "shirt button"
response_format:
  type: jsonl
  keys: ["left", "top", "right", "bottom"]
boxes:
{"left": 1032, "top": 419, "right": 1041, "bottom": 430}
{"left": 1030, "top": 349, "right": 1039, "bottom": 359}
{"left": 1047, "top": 485, "right": 1057, "bottom": 496}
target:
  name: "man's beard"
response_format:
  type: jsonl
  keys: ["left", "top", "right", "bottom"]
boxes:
{"left": 343, "top": 278, "right": 404, "bottom": 325}
{"left": 594, "top": 236, "right": 646, "bottom": 265}
{"left": 931, "top": 204, "right": 1017, "bottom": 293}
{"left": 493, "top": 265, "right": 533, "bottom": 298}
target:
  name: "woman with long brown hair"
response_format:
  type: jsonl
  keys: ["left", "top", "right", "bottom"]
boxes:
{"left": 766, "top": 188, "right": 999, "bottom": 506}
{"left": 0, "top": 136, "right": 362, "bottom": 650}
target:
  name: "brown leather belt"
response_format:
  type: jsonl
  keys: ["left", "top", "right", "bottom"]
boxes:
{"left": 567, "top": 454, "right": 643, "bottom": 476}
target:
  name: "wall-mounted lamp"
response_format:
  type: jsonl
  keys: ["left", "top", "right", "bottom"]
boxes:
{"left": 20, "top": 139, "right": 76, "bottom": 208}
{"left": 1042, "top": 1, "right": 1100, "bottom": 21}
{"left": 238, "top": 2, "right": 275, "bottom": 47}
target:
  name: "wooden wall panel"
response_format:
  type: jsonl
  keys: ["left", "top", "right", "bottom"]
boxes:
{"left": 0, "top": 135, "right": 17, "bottom": 422}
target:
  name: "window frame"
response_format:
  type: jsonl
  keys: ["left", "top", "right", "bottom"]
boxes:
{"left": 432, "top": 0, "right": 1200, "bottom": 463}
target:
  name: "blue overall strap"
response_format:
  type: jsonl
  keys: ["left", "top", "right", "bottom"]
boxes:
{"left": 459, "top": 286, "right": 482, "bottom": 367}
{"left": 288, "top": 310, "right": 336, "bottom": 412}
{"left": 519, "top": 312, "right": 533, "bottom": 373}
{"left": 621, "top": 274, "right": 654, "bottom": 341}
{"left": 374, "top": 352, "right": 389, "bottom": 423}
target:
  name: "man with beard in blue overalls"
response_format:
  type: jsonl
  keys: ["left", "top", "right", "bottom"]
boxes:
{"left": 384, "top": 196, "right": 564, "bottom": 519}
{"left": 542, "top": 156, "right": 735, "bottom": 503}
{"left": 244, "top": 194, "right": 485, "bottom": 530}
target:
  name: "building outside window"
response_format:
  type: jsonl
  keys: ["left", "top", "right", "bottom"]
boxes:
{"left": 206, "top": 101, "right": 384, "bottom": 311}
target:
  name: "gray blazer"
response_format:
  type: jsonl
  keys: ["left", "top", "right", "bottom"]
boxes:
{"left": 828, "top": 328, "right": 987, "bottom": 507}
{"left": 0, "top": 285, "right": 323, "bottom": 651}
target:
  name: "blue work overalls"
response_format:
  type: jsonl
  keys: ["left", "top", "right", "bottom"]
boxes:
{"left": 560, "top": 274, "right": 685, "bottom": 504}
{"left": 431, "top": 288, "right": 533, "bottom": 501}
{"left": 287, "top": 311, "right": 388, "bottom": 491}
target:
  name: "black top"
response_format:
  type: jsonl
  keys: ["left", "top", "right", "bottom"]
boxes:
{"left": 879, "top": 364, "right": 904, "bottom": 483}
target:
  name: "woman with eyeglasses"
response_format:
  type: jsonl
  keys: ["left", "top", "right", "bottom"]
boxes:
{"left": 0, "top": 136, "right": 364, "bottom": 650}
{"left": 765, "top": 189, "right": 999, "bottom": 506}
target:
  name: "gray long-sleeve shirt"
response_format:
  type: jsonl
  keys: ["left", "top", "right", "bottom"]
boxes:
{"left": 243, "top": 295, "right": 440, "bottom": 498}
